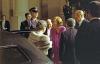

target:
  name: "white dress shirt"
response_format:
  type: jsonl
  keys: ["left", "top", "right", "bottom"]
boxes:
{"left": 2, "top": 20, "right": 7, "bottom": 30}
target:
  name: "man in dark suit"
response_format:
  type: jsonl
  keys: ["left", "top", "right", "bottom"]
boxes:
{"left": 59, "top": 18, "right": 77, "bottom": 64}
{"left": 0, "top": 15, "right": 10, "bottom": 31}
{"left": 20, "top": 13, "right": 32, "bottom": 38}
{"left": 74, "top": 10, "right": 89, "bottom": 64}
{"left": 74, "top": 10, "right": 89, "bottom": 30}
{"left": 75, "top": 1, "right": 100, "bottom": 64}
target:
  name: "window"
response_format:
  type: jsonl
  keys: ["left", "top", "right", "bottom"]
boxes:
{"left": 0, "top": 45, "right": 31, "bottom": 64}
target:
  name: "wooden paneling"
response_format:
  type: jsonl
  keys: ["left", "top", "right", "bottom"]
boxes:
{"left": 41, "top": 0, "right": 48, "bottom": 19}
{"left": 0, "top": 0, "right": 2, "bottom": 19}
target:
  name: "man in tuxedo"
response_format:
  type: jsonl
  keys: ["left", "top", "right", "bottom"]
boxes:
{"left": 20, "top": 13, "right": 32, "bottom": 38}
{"left": 75, "top": 1, "right": 100, "bottom": 64}
{"left": 0, "top": 15, "right": 10, "bottom": 31}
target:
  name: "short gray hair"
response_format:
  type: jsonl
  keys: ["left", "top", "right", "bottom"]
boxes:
{"left": 65, "top": 18, "right": 76, "bottom": 27}
{"left": 36, "top": 20, "right": 47, "bottom": 30}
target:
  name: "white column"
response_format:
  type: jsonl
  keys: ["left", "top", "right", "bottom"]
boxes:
{"left": 12, "top": 0, "right": 28, "bottom": 30}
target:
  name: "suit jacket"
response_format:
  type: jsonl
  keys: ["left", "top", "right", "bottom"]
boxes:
{"left": 75, "top": 19, "right": 89, "bottom": 64}
{"left": 75, "top": 19, "right": 89, "bottom": 29}
{"left": 20, "top": 20, "right": 31, "bottom": 38}
{"left": 75, "top": 19, "right": 89, "bottom": 43}
{"left": 20, "top": 20, "right": 30, "bottom": 31}
{"left": 75, "top": 19, "right": 100, "bottom": 64}
{"left": 20, "top": 20, "right": 39, "bottom": 38}
{"left": 59, "top": 28, "right": 77, "bottom": 64}
{"left": 0, "top": 20, "right": 10, "bottom": 31}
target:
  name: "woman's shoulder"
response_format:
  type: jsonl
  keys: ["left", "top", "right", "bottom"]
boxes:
{"left": 40, "top": 34, "right": 50, "bottom": 41}
{"left": 29, "top": 31, "right": 41, "bottom": 41}
{"left": 30, "top": 31, "right": 38, "bottom": 36}
{"left": 59, "top": 26, "right": 66, "bottom": 32}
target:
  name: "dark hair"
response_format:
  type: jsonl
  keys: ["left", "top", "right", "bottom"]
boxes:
{"left": 36, "top": 20, "right": 47, "bottom": 31}
{"left": 87, "top": 1, "right": 100, "bottom": 17}
{"left": 65, "top": 18, "right": 76, "bottom": 27}
{"left": 25, "top": 13, "right": 30, "bottom": 17}
{"left": 29, "top": 7, "right": 38, "bottom": 12}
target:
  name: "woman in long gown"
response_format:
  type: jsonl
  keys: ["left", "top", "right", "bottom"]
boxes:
{"left": 50, "top": 16, "right": 66, "bottom": 64}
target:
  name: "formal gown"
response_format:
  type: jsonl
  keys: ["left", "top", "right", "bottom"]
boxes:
{"left": 50, "top": 26, "right": 66, "bottom": 64}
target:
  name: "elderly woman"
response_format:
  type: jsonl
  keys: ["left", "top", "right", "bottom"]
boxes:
{"left": 28, "top": 20, "right": 51, "bottom": 55}
{"left": 44, "top": 19, "right": 53, "bottom": 59}
{"left": 50, "top": 16, "right": 66, "bottom": 64}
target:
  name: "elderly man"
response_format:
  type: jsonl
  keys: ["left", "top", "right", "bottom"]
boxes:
{"left": 74, "top": 10, "right": 88, "bottom": 29}
{"left": 75, "top": 1, "right": 100, "bottom": 64}
{"left": 20, "top": 13, "right": 32, "bottom": 38}
{"left": 74, "top": 10, "right": 89, "bottom": 64}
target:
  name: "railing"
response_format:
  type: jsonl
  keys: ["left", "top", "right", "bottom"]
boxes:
{"left": 10, "top": 30, "right": 32, "bottom": 34}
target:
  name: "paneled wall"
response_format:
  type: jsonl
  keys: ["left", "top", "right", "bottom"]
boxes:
{"left": 2, "top": 0, "right": 10, "bottom": 20}
{"left": 41, "top": 0, "right": 48, "bottom": 19}
{"left": 48, "top": 0, "right": 66, "bottom": 19}
{"left": 0, "top": 0, "right": 2, "bottom": 19}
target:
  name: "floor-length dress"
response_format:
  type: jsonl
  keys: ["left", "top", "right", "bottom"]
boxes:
{"left": 51, "top": 26, "right": 66, "bottom": 64}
